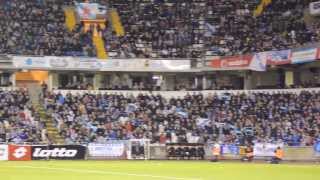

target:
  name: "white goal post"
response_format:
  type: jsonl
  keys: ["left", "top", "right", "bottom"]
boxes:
{"left": 127, "top": 139, "right": 151, "bottom": 160}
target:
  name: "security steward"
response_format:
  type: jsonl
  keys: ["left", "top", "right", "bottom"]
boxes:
{"left": 211, "top": 142, "right": 221, "bottom": 162}
{"left": 242, "top": 144, "right": 254, "bottom": 162}
{"left": 271, "top": 146, "right": 284, "bottom": 164}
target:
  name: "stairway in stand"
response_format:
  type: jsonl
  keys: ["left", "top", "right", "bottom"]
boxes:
{"left": 27, "top": 83, "right": 64, "bottom": 144}
{"left": 64, "top": 7, "right": 76, "bottom": 31}
{"left": 93, "top": 33, "right": 108, "bottom": 59}
{"left": 36, "top": 103, "right": 65, "bottom": 144}
{"left": 110, "top": 9, "right": 125, "bottom": 37}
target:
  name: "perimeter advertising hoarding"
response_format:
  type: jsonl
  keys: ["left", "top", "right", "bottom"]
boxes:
{"left": 31, "top": 145, "right": 86, "bottom": 160}
{"left": 88, "top": 142, "right": 127, "bottom": 160}
{"left": 0, "top": 145, "right": 8, "bottom": 161}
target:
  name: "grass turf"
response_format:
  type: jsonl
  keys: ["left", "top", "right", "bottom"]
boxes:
{"left": 0, "top": 161, "right": 319, "bottom": 180}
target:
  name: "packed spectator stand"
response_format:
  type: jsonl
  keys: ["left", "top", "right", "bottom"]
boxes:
{"left": 204, "top": 0, "right": 320, "bottom": 56}
{"left": 0, "top": 0, "right": 319, "bottom": 58}
{"left": 0, "top": 89, "right": 47, "bottom": 144}
{"left": 43, "top": 90, "right": 320, "bottom": 147}
{"left": 0, "top": 0, "right": 95, "bottom": 57}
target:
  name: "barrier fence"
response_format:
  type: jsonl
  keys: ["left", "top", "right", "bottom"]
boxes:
{"left": 54, "top": 88, "right": 320, "bottom": 100}
{"left": 1, "top": 142, "right": 320, "bottom": 162}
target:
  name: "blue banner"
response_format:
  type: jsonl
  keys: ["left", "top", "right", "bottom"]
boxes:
{"left": 266, "top": 50, "right": 292, "bottom": 65}
{"left": 291, "top": 48, "right": 318, "bottom": 64}
{"left": 221, "top": 144, "right": 239, "bottom": 155}
{"left": 314, "top": 141, "right": 320, "bottom": 155}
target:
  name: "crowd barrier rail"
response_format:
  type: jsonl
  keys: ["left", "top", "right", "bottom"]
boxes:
{"left": 53, "top": 87, "right": 320, "bottom": 99}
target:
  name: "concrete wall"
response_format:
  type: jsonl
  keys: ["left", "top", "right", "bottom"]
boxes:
{"left": 251, "top": 71, "right": 279, "bottom": 88}
{"left": 44, "top": 69, "right": 320, "bottom": 91}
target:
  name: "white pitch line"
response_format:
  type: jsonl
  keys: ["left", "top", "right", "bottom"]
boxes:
{"left": 5, "top": 165, "right": 203, "bottom": 180}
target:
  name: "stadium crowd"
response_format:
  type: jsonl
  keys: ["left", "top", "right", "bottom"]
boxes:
{"left": 0, "top": 89, "right": 47, "bottom": 143}
{"left": 43, "top": 91, "right": 320, "bottom": 146}
{"left": 0, "top": 0, "right": 95, "bottom": 56}
{"left": 204, "top": 0, "right": 320, "bottom": 56}
{"left": 0, "top": 0, "right": 319, "bottom": 58}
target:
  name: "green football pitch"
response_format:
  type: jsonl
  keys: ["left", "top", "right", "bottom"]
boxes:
{"left": 0, "top": 161, "right": 319, "bottom": 180}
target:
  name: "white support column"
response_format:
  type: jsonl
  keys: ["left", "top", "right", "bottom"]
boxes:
{"left": 48, "top": 72, "right": 53, "bottom": 91}
{"left": 202, "top": 75, "right": 207, "bottom": 90}
{"left": 194, "top": 77, "right": 198, "bottom": 89}
{"left": 285, "top": 70, "right": 294, "bottom": 87}
{"left": 83, "top": 74, "right": 87, "bottom": 84}
{"left": 163, "top": 75, "right": 174, "bottom": 91}
{"left": 0, "top": 74, "right": 3, "bottom": 86}
{"left": 93, "top": 73, "right": 102, "bottom": 90}
{"left": 50, "top": 72, "right": 59, "bottom": 90}
{"left": 244, "top": 72, "right": 253, "bottom": 90}
{"left": 10, "top": 73, "right": 16, "bottom": 87}
{"left": 73, "top": 75, "right": 77, "bottom": 84}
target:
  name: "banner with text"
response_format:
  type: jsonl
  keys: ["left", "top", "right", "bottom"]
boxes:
{"left": 88, "top": 142, "right": 127, "bottom": 159}
{"left": 13, "top": 56, "right": 191, "bottom": 72}
{"left": 291, "top": 48, "right": 319, "bottom": 64}
{"left": 100, "top": 59, "right": 191, "bottom": 71}
{"left": 13, "top": 56, "right": 50, "bottom": 69}
{"left": 266, "top": 50, "right": 292, "bottom": 65}
{"left": 310, "top": 1, "right": 320, "bottom": 15}
{"left": 0, "top": 145, "right": 8, "bottom": 161}
{"left": 210, "top": 54, "right": 267, "bottom": 71}
{"left": 253, "top": 143, "right": 284, "bottom": 157}
{"left": 314, "top": 141, "right": 320, "bottom": 157}
{"left": 31, "top": 145, "right": 86, "bottom": 160}
{"left": 208, "top": 46, "right": 320, "bottom": 71}
{"left": 250, "top": 52, "right": 267, "bottom": 71}
{"left": 76, "top": 2, "right": 107, "bottom": 20}
{"left": 8, "top": 145, "right": 32, "bottom": 161}
{"left": 211, "top": 55, "right": 252, "bottom": 69}
{"left": 221, "top": 144, "right": 239, "bottom": 156}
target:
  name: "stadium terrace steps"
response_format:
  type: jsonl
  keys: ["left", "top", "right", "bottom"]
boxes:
{"left": 64, "top": 7, "right": 77, "bottom": 31}
{"left": 28, "top": 85, "right": 64, "bottom": 144}
{"left": 110, "top": 9, "right": 125, "bottom": 37}
{"left": 93, "top": 34, "right": 108, "bottom": 59}
{"left": 253, "top": 0, "right": 272, "bottom": 17}
{"left": 38, "top": 105, "right": 65, "bottom": 144}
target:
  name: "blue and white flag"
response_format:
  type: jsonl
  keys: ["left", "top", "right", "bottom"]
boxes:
{"left": 204, "top": 22, "right": 216, "bottom": 37}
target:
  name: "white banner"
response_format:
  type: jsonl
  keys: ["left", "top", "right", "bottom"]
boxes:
{"left": 310, "top": 1, "right": 320, "bottom": 15}
{"left": 100, "top": 59, "right": 191, "bottom": 71}
{"left": 13, "top": 56, "right": 50, "bottom": 68}
{"left": 47, "top": 56, "right": 102, "bottom": 70}
{"left": 253, "top": 143, "right": 284, "bottom": 157}
{"left": 12, "top": 56, "right": 191, "bottom": 72}
{"left": 88, "top": 143, "right": 126, "bottom": 157}
{"left": 196, "top": 118, "right": 210, "bottom": 127}
{"left": 0, "top": 145, "right": 8, "bottom": 161}
{"left": 250, "top": 52, "right": 267, "bottom": 71}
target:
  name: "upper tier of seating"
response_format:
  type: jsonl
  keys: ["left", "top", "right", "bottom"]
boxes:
{"left": 0, "top": 0, "right": 319, "bottom": 58}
